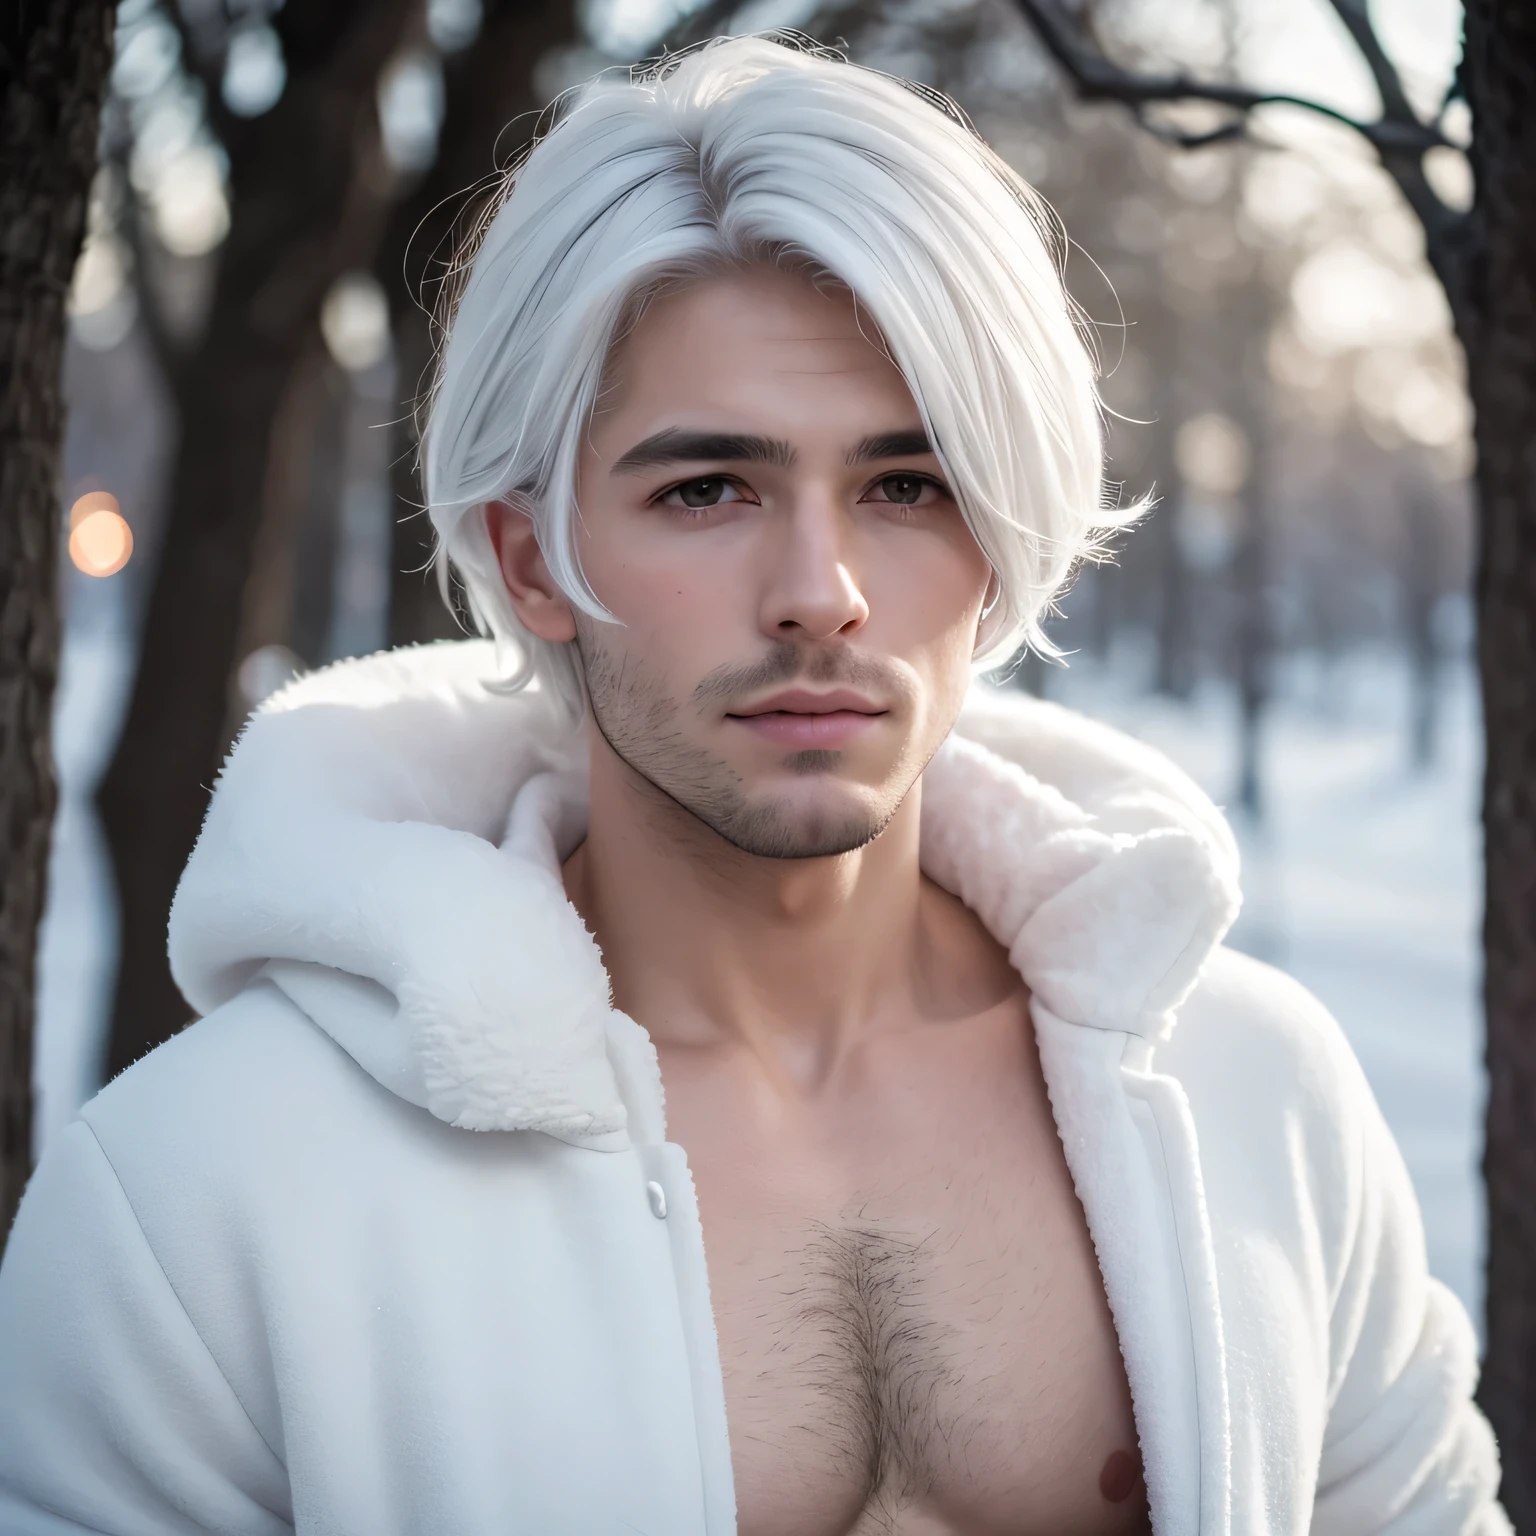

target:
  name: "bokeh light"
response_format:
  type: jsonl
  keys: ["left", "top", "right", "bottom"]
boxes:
{"left": 67, "top": 493, "right": 133, "bottom": 577}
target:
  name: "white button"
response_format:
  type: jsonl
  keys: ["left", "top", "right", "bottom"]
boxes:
{"left": 646, "top": 1180, "right": 668, "bottom": 1220}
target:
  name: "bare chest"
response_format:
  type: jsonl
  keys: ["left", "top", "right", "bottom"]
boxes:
{"left": 661, "top": 1019, "right": 1150, "bottom": 1536}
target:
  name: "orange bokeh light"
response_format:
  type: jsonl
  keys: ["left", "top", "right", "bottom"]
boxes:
{"left": 69, "top": 489, "right": 120, "bottom": 530}
{"left": 69, "top": 506, "right": 133, "bottom": 577}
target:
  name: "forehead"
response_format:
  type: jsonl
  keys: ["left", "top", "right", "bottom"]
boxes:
{"left": 592, "top": 265, "right": 921, "bottom": 441}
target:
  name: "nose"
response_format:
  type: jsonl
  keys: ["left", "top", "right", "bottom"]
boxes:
{"left": 757, "top": 497, "right": 870, "bottom": 642}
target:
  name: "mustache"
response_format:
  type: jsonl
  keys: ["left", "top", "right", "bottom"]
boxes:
{"left": 691, "top": 640, "right": 908, "bottom": 707}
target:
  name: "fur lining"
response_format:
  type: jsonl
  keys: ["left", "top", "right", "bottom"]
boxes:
{"left": 169, "top": 640, "right": 1241, "bottom": 1142}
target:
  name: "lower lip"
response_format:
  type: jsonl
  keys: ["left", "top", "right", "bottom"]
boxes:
{"left": 729, "top": 710, "right": 885, "bottom": 748}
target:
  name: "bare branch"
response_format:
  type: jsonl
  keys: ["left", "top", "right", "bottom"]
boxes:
{"left": 1323, "top": 0, "right": 1475, "bottom": 302}
{"left": 1129, "top": 106, "right": 1245, "bottom": 150}
{"left": 1010, "top": 0, "right": 1446, "bottom": 158}
{"left": 1009, "top": 0, "right": 1475, "bottom": 313}
{"left": 1323, "top": 0, "right": 1419, "bottom": 127}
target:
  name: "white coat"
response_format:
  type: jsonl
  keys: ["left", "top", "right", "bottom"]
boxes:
{"left": 0, "top": 641, "right": 1509, "bottom": 1534}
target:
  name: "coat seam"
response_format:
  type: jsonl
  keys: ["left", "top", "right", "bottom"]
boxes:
{"left": 77, "top": 1118, "right": 290, "bottom": 1473}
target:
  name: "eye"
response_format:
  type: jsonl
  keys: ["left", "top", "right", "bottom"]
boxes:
{"left": 654, "top": 476, "right": 754, "bottom": 512}
{"left": 861, "top": 472, "right": 949, "bottom": 509}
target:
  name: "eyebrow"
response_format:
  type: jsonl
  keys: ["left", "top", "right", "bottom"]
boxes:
{"left": 609, "top": 426, "right": 936, "bottom": 474}
{"left": 849, "top": 429, "right": 934, "bottom": 464}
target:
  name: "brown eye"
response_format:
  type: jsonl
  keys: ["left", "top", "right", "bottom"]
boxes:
{"left": 680, "top": 477, "right": 726, "bottom": 507}
{"left": 880, "top": 473, "right": 927, "bottom": 505}
{"left": 660, "top": 476, "right": 742, "bottom": 509}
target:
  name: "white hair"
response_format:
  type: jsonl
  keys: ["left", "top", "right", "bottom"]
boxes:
{"left": 422, "top": 32, "right": 1136, "bottom": 716}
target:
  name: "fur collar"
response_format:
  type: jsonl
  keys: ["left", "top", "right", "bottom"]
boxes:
{"left": 169, "top": 641, "right": 1241, "bottom": 1147}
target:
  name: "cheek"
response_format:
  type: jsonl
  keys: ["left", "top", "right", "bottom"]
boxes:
{"left": 578, "top": 523, "right": 749, "bottom": 662}
{"left": 869, "top": 529, "right": 992, "bottom": 652}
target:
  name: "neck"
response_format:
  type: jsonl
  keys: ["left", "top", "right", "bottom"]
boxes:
{"left": 562, "top": 729, "right": 935, "bottom": 1090}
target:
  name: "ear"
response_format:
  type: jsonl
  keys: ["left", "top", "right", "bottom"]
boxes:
{"left": 485, "top": 499, "right": 578, "bottom": 644}
{"left": 973, "top": 570, "right": 1003, "bottom": 654}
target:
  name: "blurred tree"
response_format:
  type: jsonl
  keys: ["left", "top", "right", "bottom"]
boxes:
{"left": 381, "top": 0, "right": 582, "bottom": 649}
{"left": 98, "top": 0, "right": 423, "bottom": 1079}
{"left": 1461, "top": 2, "right": 1536, "bottom": 1512}
{"left": 237, "top": 348, "right": 350, "bottom": 673}
{"left": 1010, "top": 0, "right": 1536, "bottom": 1509}
{"left": 0, "top": 0, "right": 116, "bottom": 1240}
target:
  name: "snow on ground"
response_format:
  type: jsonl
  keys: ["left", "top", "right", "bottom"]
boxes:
{"left": 33, "top": 629, "right": 133, "bottom": 1160}
{"left": 34, "top": 629, "right": 1486, "bottom": 1328}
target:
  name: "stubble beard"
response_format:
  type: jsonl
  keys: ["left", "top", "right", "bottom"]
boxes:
{"left": 574, "top": 625, "right": 905, "bottom": 861}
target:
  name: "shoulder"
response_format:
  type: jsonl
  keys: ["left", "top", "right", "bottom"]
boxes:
{"left": 1169, "top": 944, "right": 1369, "bottom": 1112}
{"left": 79, "top": 981, "right": 451, "bottom": 1228}
{"left": 60, "top": 984, "right": 541, "bottom": 1403}
{"left": 1163, "top": 945, "right": 1409, "bottom": 1266}
{"left": 76, "top": 980, "right": 584, "bottom": 1247}
{"left": 86, "top": 979, "right": 398, "bottom": 1145}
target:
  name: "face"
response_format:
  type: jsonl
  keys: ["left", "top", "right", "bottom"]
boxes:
{"left": 491, "top": 264, "right": 995, "bottom": 859}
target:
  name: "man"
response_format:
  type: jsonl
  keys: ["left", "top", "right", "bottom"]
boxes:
{"left": 0, "top": 34, "right": 1508, "bottom": 1535}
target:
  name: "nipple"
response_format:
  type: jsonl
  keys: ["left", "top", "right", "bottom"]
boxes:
{"left": 1099, "top": 1447, "right": 1141, "bottom": 1503}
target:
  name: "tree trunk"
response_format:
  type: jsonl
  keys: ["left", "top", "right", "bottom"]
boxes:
{"left": 1465, "top": 1, "right": 1536, "bottom": 1517}
{"left": 97, "top": 0, "right": 421, "bottom": 1079}
{"left": 0, "top": 0, "right": 115, "bottom": 1240}
{"left": 234, "top": 346, "right": 347, "bottom": 677}
{"left": 381, "top": 0, "right": 581, "bottom": 648}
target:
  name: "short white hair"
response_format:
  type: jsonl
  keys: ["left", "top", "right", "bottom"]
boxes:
{"left": 423, "top": 33, "right": 1135, "bottom": 716}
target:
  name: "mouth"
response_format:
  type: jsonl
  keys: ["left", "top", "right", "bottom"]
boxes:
{"left": 726, "top": 689, "right": 888, "bottom": 749}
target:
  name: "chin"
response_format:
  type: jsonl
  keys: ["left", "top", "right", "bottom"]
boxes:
{"left": 707, "top": 783, "right": 895, "bottom": 861}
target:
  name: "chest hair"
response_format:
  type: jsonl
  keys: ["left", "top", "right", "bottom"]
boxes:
{"left": 787, "top": 1219, "right": 973, "bottom": 1523}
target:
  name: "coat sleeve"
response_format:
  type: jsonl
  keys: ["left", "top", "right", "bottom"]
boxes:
{"left": 1311, "top": 1082, "right": 1510, "bottom": 1534}
{"left": 0, "top": 1120, "right": 293, "bottom": 1535}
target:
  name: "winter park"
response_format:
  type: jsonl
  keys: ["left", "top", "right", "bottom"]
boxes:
{"left": 3, "top": 0, "right": 1531, "bottom": 1529}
